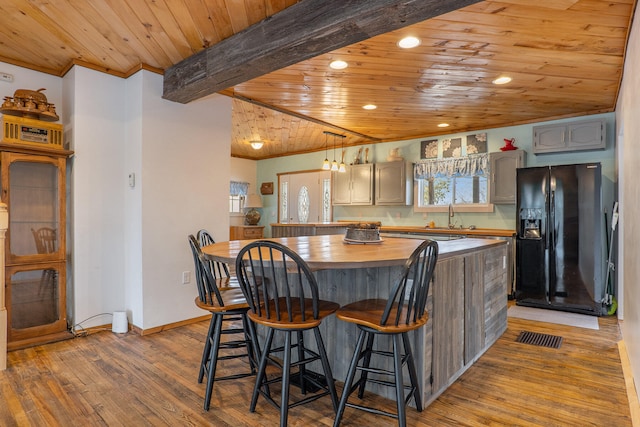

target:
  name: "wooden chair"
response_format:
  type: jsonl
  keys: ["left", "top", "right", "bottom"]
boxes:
{"left": 333, "top": 239, "right": 438, "bottom": 427}
{"left": 235, "top": 240, "right": 340, "bottom": 427}
{"left": 31, "top": 227, "right": 57, "bottom": 254}
{"left": 188, "top": 235, "right": 258, "bottom": 411}
{"left": 31, "top": 227, "right": 58, "bottom": 294}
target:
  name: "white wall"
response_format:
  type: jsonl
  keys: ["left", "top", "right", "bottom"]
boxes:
{"left": 617, "top": 3, "right": 640, "bottom": 399}
{"left": 61, "top": 66, "right": 232, "bottom": 330}
{"left": 124, "top": 72, "right": 144, "bottom": 327}
{"left": 137, "top": 71, "right": 232, "bottom": 329}
{"left": 63, "top": 66, "right": 128, "bottom": 329}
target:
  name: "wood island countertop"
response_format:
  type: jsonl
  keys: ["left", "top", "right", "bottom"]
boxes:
{"left": 202, "top": 234, "right": 506, "bottom": 270}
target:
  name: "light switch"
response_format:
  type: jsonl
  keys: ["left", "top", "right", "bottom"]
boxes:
{"left": 128, "top": 173, "right": 135, "bottom": 188}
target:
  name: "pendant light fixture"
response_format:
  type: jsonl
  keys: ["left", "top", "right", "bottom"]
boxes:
{"left": 322, "top": 132, "right": 330, "bottom": 170}
{"left": 330, "top": 133, "right": 339, "bottom": 171}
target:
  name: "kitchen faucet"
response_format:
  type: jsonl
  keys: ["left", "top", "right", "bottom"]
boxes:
{"left": 448, "top": 203, "right": 455, "bottom": 229}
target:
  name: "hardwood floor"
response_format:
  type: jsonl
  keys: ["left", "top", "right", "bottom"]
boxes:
{"left": 0, "top": 313, "right": 633, "bottom": 426}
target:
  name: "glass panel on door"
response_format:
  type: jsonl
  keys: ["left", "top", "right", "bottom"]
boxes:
{"left": 8, "top": 160, "right": 60, "bottom": 257}
{"left": 9, "top": 267, "right": 61, "bottom": 330}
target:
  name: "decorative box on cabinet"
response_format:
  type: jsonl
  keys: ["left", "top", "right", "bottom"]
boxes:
{"left": 489, "top": 150, "right": 526, "bottom": 204}
{"left": 1, "top": 141, "right": 73, "bottom": 350}
{"left": 533, "top": 118, "right": 605, "bottom": 154}
{"left": 331, "top": 163, "right": 373, "bottom": 206}
{"left": 230, "top": 225, "right": 264, "bottom": 240}
{"left": 375, "top": 161, "right": 412, "bottom": 205}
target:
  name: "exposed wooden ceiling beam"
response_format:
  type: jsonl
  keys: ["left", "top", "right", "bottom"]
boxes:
{"left": 162, "top": 0, "right": 483, "bottom": 104}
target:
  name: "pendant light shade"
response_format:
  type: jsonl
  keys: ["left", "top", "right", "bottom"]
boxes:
{"left": 322, "top": 132, "right": 330, "bottom": 170}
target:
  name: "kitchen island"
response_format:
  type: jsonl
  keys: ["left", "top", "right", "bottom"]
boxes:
{"left": 202, "top": 234, "right": 508, "bottom": 406}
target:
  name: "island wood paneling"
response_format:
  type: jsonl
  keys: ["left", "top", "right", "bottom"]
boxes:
{"left": 484, "top": 247, "right": 509, "bottom": 345}
{"left": 464, "top": 251, "right": 485, "bottom": 365}
{"left": 431, "top": 257, "right": 465, "bottom": 394}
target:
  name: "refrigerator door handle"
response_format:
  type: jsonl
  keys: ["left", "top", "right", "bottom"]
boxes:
{"left": 549, "top": 189, "right": 555, "bottom": 248}
{"left": 544, "top": 192, "right": 550, "bottom": 249}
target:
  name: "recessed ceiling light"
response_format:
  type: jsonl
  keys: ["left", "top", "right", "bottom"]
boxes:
{"left": 492, "top": 76, "right": 512, "bottom": 85}
{"left": 363, "top": 104, "right": 377, "bottom": 110}
{"left": 329, "top": 60, "right": 348, "bottom": 70}
{"left": 437, "top": 123, "right": 450, "bottom": 128}
{"left": 250, "top": 140, "right": 264, "bottom": 150}
{"left": 398, "top": 36, "right": 421, "bottom": 49}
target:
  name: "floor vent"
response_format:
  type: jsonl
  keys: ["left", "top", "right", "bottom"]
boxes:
{"left": 515, "top": 331, "right": 563, "bottom": 349}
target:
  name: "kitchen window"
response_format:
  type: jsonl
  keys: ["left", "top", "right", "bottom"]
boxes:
{"left": 414, "top": 154, "right": 493, "bottom": 212}
{"left": 229, "top": 181, "right": 249, "bottom": 213}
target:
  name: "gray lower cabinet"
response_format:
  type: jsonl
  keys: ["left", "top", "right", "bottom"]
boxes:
{"left": 533, "top": 118, "right": 605, "bottom": 154}
{"left": 489, "top": 150, "right": 526, "bottom": 204}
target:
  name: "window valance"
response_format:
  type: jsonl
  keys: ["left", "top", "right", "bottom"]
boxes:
{"left": 414, "top": 153, "right": 489, "bottom": 180}
{"left": 230, "top": 181, "right": 249, "bottom": 196}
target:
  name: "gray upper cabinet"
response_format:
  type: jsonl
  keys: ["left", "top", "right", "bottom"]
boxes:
{"left": 533, "top": 118, "right": 606, "bottom": 154}
{"left": 375, "top": 161, "right": 412, "bottom": 205}
{"left": 489, "top": 150, "right": 526, "bottom": 204}
{"left": 332, "top": 163, "right": 374, "bottom": 206}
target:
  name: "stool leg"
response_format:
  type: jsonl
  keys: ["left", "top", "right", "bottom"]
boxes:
{"left": 402, "top": 332, "right": 422, "bottom": 411}
{"left": 242, "top": 313, "right": 258, "bottom": 373}
{"left": 357, "top": 331, "right": 375, "bottom": 398}
{"left": 204, "top": 314, "right": 223, "bottom": 411}
{"left": 251, "top": 327, "right": 275, "bottom": 412}
{"left": 333, "top": 328, "right": 367, "bottom": 427}
{"left": 198, "top": 314, "right": 216, "bottom": 383}
{"left": 280, "top": 330, "right": 292, "bottom": 427}
{"left": 392, "top": 334, "right": 406, "bottom": 427}
{"left": 313, "top": 327, "right": 339, "bottom": 412}
{"left": 297, "top": 330, "right": 307, "bottom": 395}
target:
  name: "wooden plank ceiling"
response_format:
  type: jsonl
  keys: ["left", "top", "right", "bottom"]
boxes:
{"left": 0, "top": 0, "right": 635, "bottom": 160}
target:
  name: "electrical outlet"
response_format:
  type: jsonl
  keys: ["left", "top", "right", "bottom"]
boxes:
{"left": 182, "top": 271, "right": 191, "bottom": 284}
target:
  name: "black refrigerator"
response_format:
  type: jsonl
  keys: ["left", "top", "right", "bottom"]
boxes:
{"left": 515, "top": 163, "right": 603, "bottom": 315}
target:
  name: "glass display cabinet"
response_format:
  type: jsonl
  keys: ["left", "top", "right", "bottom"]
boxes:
{"left": 1, "top": 115, "right": 72, "bottom": 349}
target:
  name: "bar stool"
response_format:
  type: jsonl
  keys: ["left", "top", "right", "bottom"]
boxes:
{"left": 188, "top": 235, "right": 258, "bottom": 411}
{"left": 333, "top": 239, "right": 438, "bottom": 427}
{"left": 197, "top": 229, "right": 237, "bottom": 286}
{"left": 235, "top": 240, "right": 340, "bottom": 427}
